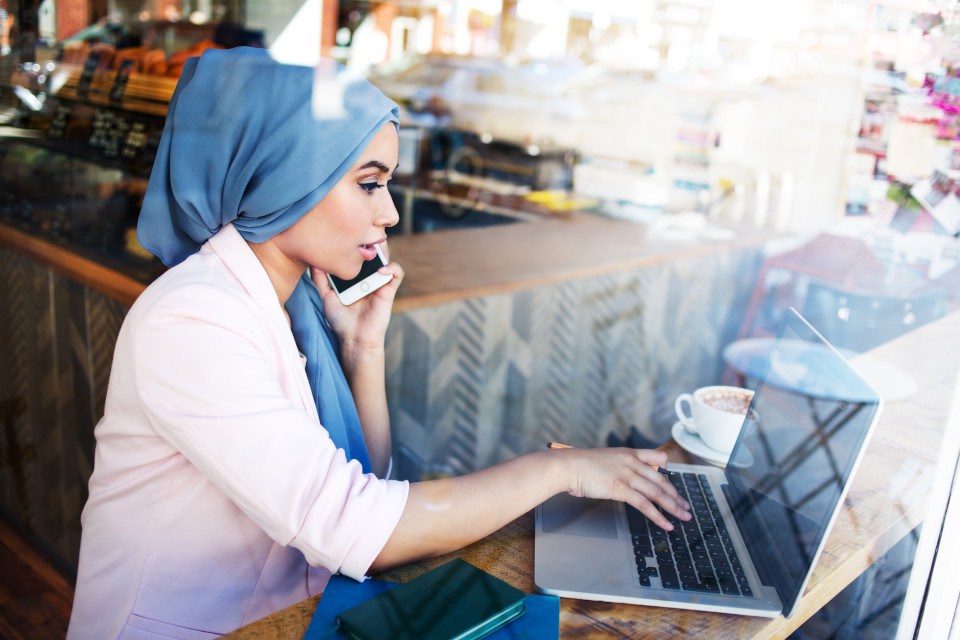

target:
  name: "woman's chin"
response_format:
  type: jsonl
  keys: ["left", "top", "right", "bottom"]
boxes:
{"left": 333, "top": 266, "right": 363, "bottom": 282}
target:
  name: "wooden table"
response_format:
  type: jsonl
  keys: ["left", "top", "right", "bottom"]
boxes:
{"left": 225, "top": 310, "right": 960, "bottom": 638}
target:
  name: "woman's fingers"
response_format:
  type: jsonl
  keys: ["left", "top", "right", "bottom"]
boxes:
{"left": 310, "top": 267, "right": 334, "bottom": 298}
{"left": 624, "top": 464, "right": 691, "bottom": 531}
{"left": 375, "top": 260, "right": 404, "bottom": 299}
{"left": 627, "top": 494, "right": 676, "bottom": 531}
{"left": 635, "top": 448, "right": 669, "bottom": 470}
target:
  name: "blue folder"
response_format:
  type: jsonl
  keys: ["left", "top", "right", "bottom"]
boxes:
{"left": 303, "top": 574, "right": 559, "bottom": 640}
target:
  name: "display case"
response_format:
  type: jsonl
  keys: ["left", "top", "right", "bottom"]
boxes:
{"left": 0, "top": 59, "right": 176, "bottom": 276}
{"left": 0, "top": 21, "right": 256, "bottom": 284}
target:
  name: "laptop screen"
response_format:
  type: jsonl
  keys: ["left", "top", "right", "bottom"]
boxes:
{"left": 723, "top": 308, "right": 881, "bottom": 617}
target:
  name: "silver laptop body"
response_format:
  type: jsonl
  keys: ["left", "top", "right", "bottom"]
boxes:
{"left": 534, "top": 308, "right": 883, "bottom": 618}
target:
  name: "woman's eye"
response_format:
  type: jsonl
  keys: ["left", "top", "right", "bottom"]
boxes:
{"left": 359, "top": 182, "right": 386, "bottom": 194}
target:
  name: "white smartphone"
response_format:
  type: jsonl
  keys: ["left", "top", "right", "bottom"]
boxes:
{"left": 327, "top": 244, "right": 393, "bottom": 305}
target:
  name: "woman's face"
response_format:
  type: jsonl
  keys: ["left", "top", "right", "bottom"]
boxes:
{"left": 274, "top": 124, "right": 400, "bottom": 280}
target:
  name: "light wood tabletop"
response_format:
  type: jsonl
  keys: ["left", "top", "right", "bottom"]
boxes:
{"left": 224, "top": 310, "right": 960, "bottom": 639}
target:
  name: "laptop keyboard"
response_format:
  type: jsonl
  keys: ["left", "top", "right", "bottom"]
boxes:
{"left": 627, "top": 470, "right": 753, "bottom": 597}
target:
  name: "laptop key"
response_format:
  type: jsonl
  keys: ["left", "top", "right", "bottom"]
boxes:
{"left": 659, "top": 568, "right": 681, "bottom": 589}
{"left": 700, "top": 578, "right": 720, "bottom": 593}
{"left": 626, "top": 506, "right": 652, "bottom": 535}
{"left": 719, "top": 578, "right": 740, "bottom": 595}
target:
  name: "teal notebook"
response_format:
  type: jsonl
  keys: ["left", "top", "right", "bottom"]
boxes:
{"left": 304, "top": 559, "right": 559, "bottom": 640}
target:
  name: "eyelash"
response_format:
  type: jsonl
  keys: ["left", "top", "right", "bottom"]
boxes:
{"left": 359, "top": 182, "right": 387, "bottom": 194}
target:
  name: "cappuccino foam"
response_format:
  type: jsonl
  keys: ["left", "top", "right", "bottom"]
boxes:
{"left": 703, "top": 391, "right": 752, "bottom": 415}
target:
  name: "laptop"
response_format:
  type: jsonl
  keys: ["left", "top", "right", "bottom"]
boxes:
{"left": 534, "top": 308, "right": 883, "bottom": 618}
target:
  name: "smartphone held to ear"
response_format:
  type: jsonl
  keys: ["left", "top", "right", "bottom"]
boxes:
{"left": 327, "top": 245, "right": 393, "bottom": 305}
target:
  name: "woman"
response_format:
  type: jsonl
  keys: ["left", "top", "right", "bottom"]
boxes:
{"left": 67, "top": 47, "right": 690, "bottom": 639}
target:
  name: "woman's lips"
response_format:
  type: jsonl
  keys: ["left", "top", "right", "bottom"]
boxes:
{"left": 359, "top": 243, "right": 379, "bottom": 262}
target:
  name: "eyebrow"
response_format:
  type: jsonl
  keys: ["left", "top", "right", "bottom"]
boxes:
{"left": 357, "top": 160, "right": 398, "bottom": 174}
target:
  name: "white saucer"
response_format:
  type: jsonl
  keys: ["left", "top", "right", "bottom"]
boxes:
{"left": 671, "top": 422, "right": 753, "bottom": 468}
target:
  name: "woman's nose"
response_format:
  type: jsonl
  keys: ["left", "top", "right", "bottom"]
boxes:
{"left": 377, "top": 188, "right": 400, "bottom": 229}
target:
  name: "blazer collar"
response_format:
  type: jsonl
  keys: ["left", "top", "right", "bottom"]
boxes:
{"left": 204, "top": 223, "right": 319, "bottom": 418}
{"left": 205, "top": 224, "right": 284, "bottom": 314}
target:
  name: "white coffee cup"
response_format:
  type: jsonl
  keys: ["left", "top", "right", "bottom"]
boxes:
{"left": 674, "top": 385, "right": 754, "bottom": 454}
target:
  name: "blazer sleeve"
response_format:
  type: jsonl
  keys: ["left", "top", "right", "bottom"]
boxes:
{"left": 129, "top": 280, "right": 408, "bottom": 580}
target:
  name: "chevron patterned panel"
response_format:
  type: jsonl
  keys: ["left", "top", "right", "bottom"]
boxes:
{"left": 0, "top": 248, "right": 27, "bottom": 522}
{"left": 386, "top": 246, "right": 762, "bottom": 481}
{"left": 85, "top": 289, "right": 128, "bottom": 454}
{"left": 56, "top": 287, "right": 128, "bottom": 566}
{"left": 0, "top": 248, "right": 55, "bottom": 542}
{"left": 0, "top": 246, "right": 130, "bottom": 572}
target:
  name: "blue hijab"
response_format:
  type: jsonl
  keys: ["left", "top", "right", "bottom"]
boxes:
{"left": 137, "top": 47, "right": 399, "bottom": 473}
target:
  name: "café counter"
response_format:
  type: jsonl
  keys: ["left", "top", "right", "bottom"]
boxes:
{"left": 0, "top": 211, "right": 772, "bottom": 574}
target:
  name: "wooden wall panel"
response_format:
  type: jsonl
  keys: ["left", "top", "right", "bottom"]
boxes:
{"left": 0, "top": 246, "right": 127, "bottom": 573}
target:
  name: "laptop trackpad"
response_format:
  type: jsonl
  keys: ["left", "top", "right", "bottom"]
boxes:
{"left": 541, "top": 494, "right": 619, "bottom": 539}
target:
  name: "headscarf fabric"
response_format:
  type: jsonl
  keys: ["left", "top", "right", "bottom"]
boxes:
{"left": 137, "top": 47, "right": 400, "bottom": 473}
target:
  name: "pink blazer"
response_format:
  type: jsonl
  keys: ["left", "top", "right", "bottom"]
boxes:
{"left": 67, "top": 224, "right": 409, "bottom": 640}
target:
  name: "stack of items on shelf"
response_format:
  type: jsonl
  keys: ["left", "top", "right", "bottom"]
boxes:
{"left": 58, "top": 39, "right": 224, "bottom": 79}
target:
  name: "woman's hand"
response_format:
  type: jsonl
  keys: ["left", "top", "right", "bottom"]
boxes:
{"left": 311, "top": 256, "right": 404, "bottom": 353}
{"left": 313, "top": 257, "right": 402, "bottom": 476}
{"left": 559, "top": 447, "right": 690, "bottom": 532}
